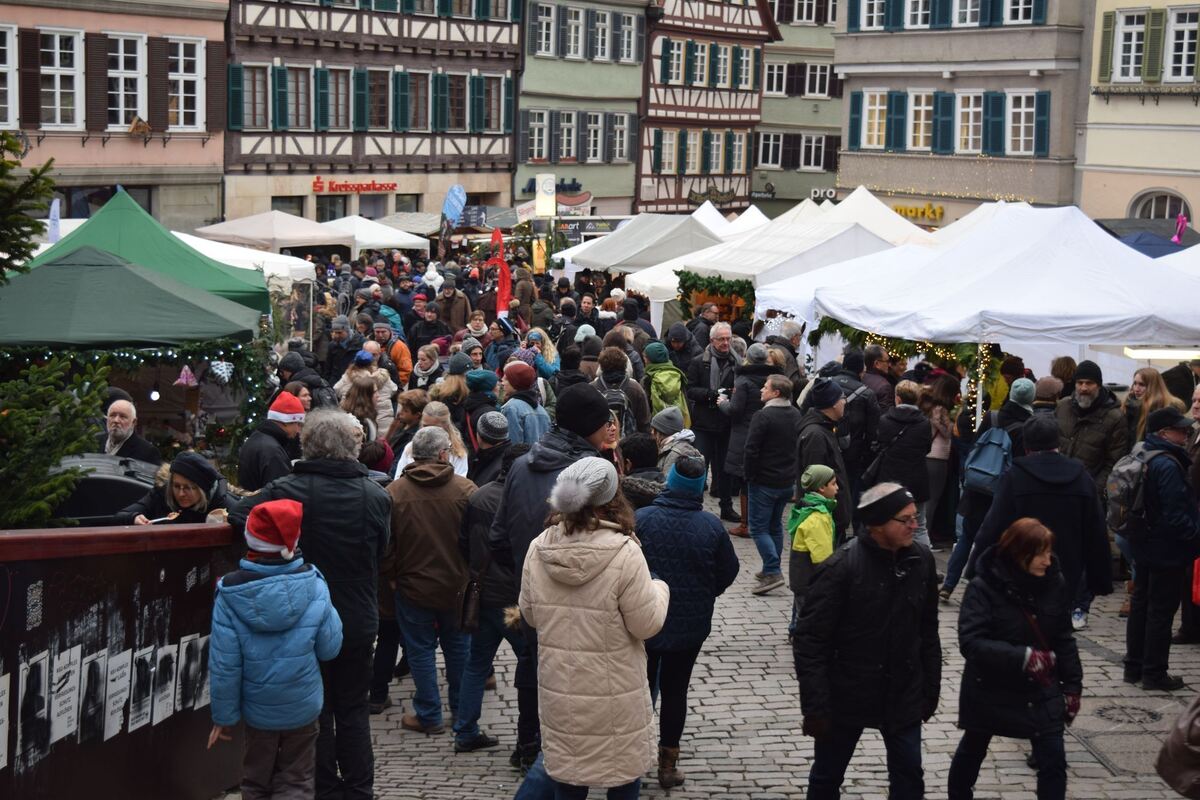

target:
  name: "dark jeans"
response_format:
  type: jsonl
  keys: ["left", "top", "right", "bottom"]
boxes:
{"left": 316, "top": 642, "right": 374, "bottom": 800}
{"left": 646, "top": 646, "right": 702, "bottom": 748}
{"left": 394, "top": 594, "right": 468, "bottom": 726}
{"left": 1125, "top": 563, "right": 1186, "bottom": 680}
{"left": 552, "top": 779, "right": 642, "bottom": 799}
{"left": 513, "top": 753, "right": 641, "bottom": 800}
{"left": 242, "top": 722, "right": 319, "bottom": 800}
{"left": 808, "top": 723, "right": 923, "bottom": 800}
{"left": 693, "top": 427, "right": 733, "bottom": 512}
{"left": 369, "top": 617, "right": 403, "bottom": 703}
{"left": 947, "top": 729, "right": 1066, "bottom": 800}
{"left": 454, "top": 604, "right": 539, "bottom": 747}
{"left": 746, "top": 483, "right": 793, "bottom": 576}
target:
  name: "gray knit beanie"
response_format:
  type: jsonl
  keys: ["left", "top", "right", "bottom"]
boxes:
{"left": 550, "top": 457, "right": 620, "bottom": 513}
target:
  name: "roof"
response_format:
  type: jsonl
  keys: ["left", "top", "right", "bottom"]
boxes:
{"left": 822, "top": 186, "right": 937, "bottom": 246}
{"left": 376, "top": 211, "right": 444, "bottom": 236}
{"left": 195, "top": 210, "right": 356, "bottom": 252}
{"left": 1096, "top": 218, "right": 1200, "bottom": 247}
{"left": 321, "top": 215, "right": 431, "bottom": 256}
{"left": 572, "top": 213, "right": 723, "bottom": 272}
{"left": 1119, "top": 230, "right": 1188, "bottom": 259}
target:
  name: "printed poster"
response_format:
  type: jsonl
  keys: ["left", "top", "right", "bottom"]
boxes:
{"left": 174, "top": 634, "right": 200, "bottom": 712}
{"left": 195, "top": 635, "right": 211, "bottom": 709}
{"left": 17, "top": 650, "right": 50, "bottom": 771}
{"left": 77, "top": 650, "right": 107, "bottom": 744}
{"left": 0, "top": 671, "right": 10, "bottom": 771}
{"left": 151, "top": 643, "right": 177, "bottom": 725}
{"left": 49, "top": 644, "right": 81, "bottom": 745}
{"left": 128, "top": 646, "right": 153, "bottom": 731}
{"left": 104, "top": 649, "right": 132, "bottom": 741}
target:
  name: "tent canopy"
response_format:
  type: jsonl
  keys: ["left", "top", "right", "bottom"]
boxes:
{"left": 1119, "top": 230, "right": 1186, "bottom": 259}
{"left": 1, "top": 246, "right": 262, "bottom": 347}
{"left": 823, "top": 186, "right": 937, "bottom": 246}
{"left": 171, "top": 232, "right": 314, "bottom": 287}
{"left": 725, "top": 206, "right": 771, "bottom": 234}
{"left": 321, "top": 215, "right": 431, "bottom": 257}
{"left": 195, "top": 210, "right": 355, "bottom": 252}
{"left": 690, "top": 201, "right": 732, "bottom": 236}
{"left": 932, "top": 201, "right": 1031, "bottom": 246}
{"left": 29, "top": 191, "right": 269, "bottom": 312}
{"left": 376, "top": 211, "right": 443, "bottom": 236}
{"left": 572, "top": 213, "right": 723, "bottom": 272}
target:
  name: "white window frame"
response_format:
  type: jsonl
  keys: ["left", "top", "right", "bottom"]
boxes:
{"left": 794, "top": 0, "right": 817, "bottom": 23}
{"left": 716, "top": 45, "right": 730, "bottom": 87}
{"left": 800, "top": 133, "right": 824, "bottom": 170}
{"left": 367, "top": 68, "right": 392, "bottom": 131}
{"left": 284, "top": 64, "right": 312, "bottom": 131}
{"left": 565, "top": 7, "right": 584, "bottom": 59}
{"left": 764, "top": 62, "right": 786, "bottom": 96}
{"left": 731, "top": 131, "right": 745, "bottom": 172}
{"left": 328, "top": 67, "right": 352, "bottom": 131}
{"left": 829, "top": 0, "right": 838, "bottom": 23}
{"left": 102, "top": 32, "right": 146, "bottom": 131}
{"left": 536, "top": 5, "right": 555, "bottom": 56}
{"left": 1115, "top": 10, "right": 1148, "bottom": 82}
{"left": 668, "top": 40, "right": 684, "bottom": 84}
{"left": 905, "top": 0, "right": 931, "bottom": 28}
{"left": 1166, "top": 7, "right": 1199, "bottom": 82}
{"left": 738, "top": 48, "right": 753, "bottom": 89}
{"left": 1135, "top": 192, "right": 1192, "bottom": 219}
{"left": 862, "top": 88, "right": 887, "bottom": 149}
{"left": 708, "top": 131, "right": 723, "bottom": 171}
{"left": 685, "top": 129, "right": 700, "bottom": 173}
{"left": 167, "top": 37, "right": 205, "bottom": 131}
{"left": 804, "top": 64, "right": 830, "bottom": 97}
{"left": 953, "top": 0, "right": 980, "bottom": 26}
{"left": 560, "top": 109, "right": 577, "bottom": 160}
{"left": 613, "top": 113, "right": 628, "bottom": 160}
{"left": 619, "top": 14, "right": 636, "bottom": 62}
{"left": 1006, "top": 90, "right": 1036, "bottom": 156}
{"left": 594, "top": 11, "right": 610, "bottom": 61}
{"left": 908, "top": 90, "right": 934, "bottom": 151}
{"left": 1006, "top": 0, "right": 1033, "bottom": 24}
{"left": 242, "top": 62, "right": 270, "bottom": 130}
{"left": 408, "top": 70, "right": 431, "bottom": 131}
{"left": 661, "top": 128, "right": 677, "bottom": 175}
{"left": 758, "top": 132, "right": 782, "bottom": 168}
{"left": 693, "top": 42, "right": 708, "bottom": 85}
{"left": 529, "top": 109, "right": 548, "bottom": 160}
{"left": 585, "top": 111, "right": 603, "bottom": 162}
{"left": 955, "top": 90, "right": 983, "bottom": 154}
{"left": 0, "top": 26, "right": 16, "bottom": 129}
{"left": 862, "top": 0, "right": 886, "bottom": 30}
{"left": 37, "top": 28, "right": 84, "bottom": 130}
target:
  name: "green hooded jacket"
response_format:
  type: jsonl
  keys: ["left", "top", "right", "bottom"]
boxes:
{"left": 644, "top": 360, "right": 690, "bottom": 427}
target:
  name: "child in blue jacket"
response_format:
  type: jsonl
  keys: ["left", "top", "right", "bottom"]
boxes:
{"left": 208, "top": 498, "right": 343, "bottom": 798}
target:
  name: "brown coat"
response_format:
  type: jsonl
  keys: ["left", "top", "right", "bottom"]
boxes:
{"left": 513, "top": 268, "right": 535, "bottom": 323}
{"left": 382, "top": 460, "right": 476, "bottom": 610}
{"left": 438, "top": 289, "right": 472, "bottom": 332}
{"left": 1055, "top": 391, "right": 1129, "bottom": 492}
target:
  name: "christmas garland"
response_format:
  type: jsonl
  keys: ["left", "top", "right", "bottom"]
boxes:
{"left": 675, "top": 271, "right": 756, "bottom": 319}
{"left": 806, "top": 316, "right": 981, "bottom": 372}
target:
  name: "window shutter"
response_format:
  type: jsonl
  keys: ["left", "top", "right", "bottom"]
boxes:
{"left": 985, "top": 0, "right": 1004, "bottom": 27}
{"left": 816, "top": 0, "right": 829, "bottom": 25}
{"left": 701, "top": 129, "right": 712, "bottom": 172}
{"left": 578, "top": 112, "right": 588, "bottom": 159}
{"left": 1144, "top": 9, "right": 1166, "bottom": 83}
{"left": 752, "top": 132, "right": 760, "bottom": 165}
{"left": 884, "top": 0, "right": 903, "bottom": 30}
{"left": 677, "top": 129, "right": 687, "bottom": 172}
{"left": 469, "top": 75, "right": 484, "bottom": 133}
{"left": 549, "top": 109, "right": 561, "bottom": 161}
{"left": 360, "top": 0, "right": 373, "bottom": 8}
{"left": 148, "top": 37, "right": 170, "bottom": 132}
{"left": 585, "top": 9, "right": 596, "bottom": 59}
{"left": 731, "top": 45, "right": 742, "bottom": 88}
{"left": 227, "top": 64, "right": 245, "bottom": 131}
{"left": 437, "top": 0, "right": 453, "bottom": 17}
{"left": 394, "top": 71, "right": 411, "bottom": 131}
{"left": 931, "top": 0, "right": 951, "bottom": 29}
{"left": 652, "top": 128, "right": 663, "bottom": 172}
{"left": 205, "top": 41, "right": 227, "bottom": 132}
{"left": 85, "top": 32, "right": 108, "bottom": 132}
{"left": 518, "top": 108, "right": 530, "bottom": 160}
{"left": 685, "top": 41, "right": 696, "bottom": 84}
{"left": 785, "top": 63, "right": 803, "bottom": 96}
{"left": 829, "top": 72, "right": 843, "bottom": 98}
{"left": 708, "top": 43, "right": 718, "bottom": 87}
{"left": 781, "top": 133, "right": 800, "bottom": 170}
{"left": 527, "top": 3, "right": 539, "bottom": 54}
{"left": 510, "top": 0, "right": 521, "bottom": 21}
{"left": 636, "top": 15, "right": 646, "bottom": 62}
{"left": 1032, "top": 0, "right": 1046, "bottom": 25}
{"left": 885, "top": 90, "right": 906, "bottom": 151}
{"left": 604, "top": 112, "right": 615, "bottom": 162}
{"left": 18, "top": 29, "right": 40, "bottom": 129}
{"left": 846, "top": 0, "right": 860, "bottom": 31}
{"left": 376, "top": 0, "right": 398, "bottom": 10}
{"left": 1034, "top": 90, "right": 1050, "bottom": 157}
{"left": 778, "top": 0, "right": 794, "bottom": 24}
{"left": 753, "top": 49, "right": 761, "bottom": 90}
{"left": 724, "top": 130, "right": 734, "bottom": 173}
{"left": 610, "top": 13, "right": 620, "bottom": 59}
{"left": 353, "top": 68, "right": 369, "bottom": 131}
{"left": 1097, "top": 12, "right": 1115, "bottom": 81}
{"left": 503, "top": 76, "right": 514, "bottom": 133}
{"left": 402, "top": 0, "right": 416, "bottom": 11}
{"left": 982, "top": 90, "right": 1005, "bottom": 156}
{"left": 628, "top": 114, "right": 639, "bottom": 160}
{"left": 823, "top": 135, "right": 841, "bottom": 171}
{"left": 931, "top": 91, "right": 953, "bottom": 154}
{"left": 848, "top": 90, "right": 862, "bottom": 150}
{"left": 557, "top": 5, "right": 569, "bottom": 56}
{"left": 660, "top": 37, "right": 672, "bottom": 82}
{"left": 475, "top": 0, "right": 490, "bottom": 20}
{"left": 315, "top": 67, "right": 330, "bottom": 131}
{"left": 432, "top": 73, "right": 449, "bottom": 131}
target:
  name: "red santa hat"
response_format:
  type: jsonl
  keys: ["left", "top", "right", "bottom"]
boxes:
{"left": 268, "top": 391, "right": 306, "bottom": 424}
{"left": 245, "top": 499, "right": 304, "bottom": 559}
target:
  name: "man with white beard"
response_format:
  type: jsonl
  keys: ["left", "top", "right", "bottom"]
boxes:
{"left": 98, "top": 399, "right": 162, "bottom": 465}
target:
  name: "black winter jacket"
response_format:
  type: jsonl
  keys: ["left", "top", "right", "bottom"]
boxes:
{"left": 1138, "top": 434, "right": 1200, "bottom": 568}
{"left": 796, "top": 409, "right": 852, "bottom": 535}
{"left": 636, "top": 489, "right": 739, "bottom": 652}
{"left": 237, "top": 422, "right": 295, "bottom": 492}
{"left": 468, "top": 440, "right": 508, "bottom": 487}
{"left": 743, "top": 400, "right": 802, "bottom": 489}
{"left": 958, "top": 400, "right": 1033, "bottom": 529}
{"left": 829, "top": 367, "right": 880, "bottom": 473}
{"left": 871, "top": 404, "right": 933, "bottom": 502}
{"left": 286, "top": 365, "right": 337, "bottom": 408}
{"left": 666, "top": 323, "right": 704, "bottom": 374}
{"left": 462, "top": 478, "right": 518, "bottom": 608}
{"left": 794, "top": 531, "right": 940, "bottom": 730}
{"left": 115, "top": 484, "right": 230, "bottom": 525}
{"left": 228, "top": 459, "right": 391, "bottom": 648}
{"left": 98, "top": 432, "right": 163, "bottom": 465}
{"left": 958, "top": 547, "right": 1081, "bottom": 739}
{"left": 723, "top": 363, "right": 781, "bottom": 478}
{"left": 324, "top": 332, "right": 366, "bottom": 383}
{"left": 764, "top": 335, "right": 807, "bottom": 402}
{"left": 863, "top": 367, "right": 895, "bottom": 411}
{"left": 685, "top": 346, "right": 737, "bottom": 432}
{"left": 622, "top": 467, "right": 665, "bottom": 510}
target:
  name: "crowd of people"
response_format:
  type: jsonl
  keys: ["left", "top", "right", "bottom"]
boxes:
{"left": 99, "top": 249, "right": 1200, "bottom": 799}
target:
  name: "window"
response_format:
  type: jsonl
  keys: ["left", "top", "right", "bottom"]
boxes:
{"left": 708, "top": 131, "right": 722, "bottom": 171}
{"left": 613, "top": 113, "right": 628, "bottom": 160}
{"left": 1135, "top": 192, "right": 1192, "bottom": 220}
{"left": 286, "top": 66, "right": 311, "bottom": 129}
{"left": 106, "top": 36, "right": 143, "bottom": 128}
{"left": 863, "top": 90, "right": 886, "bottom": 148}
{"left": 668, "top": 40, "right": 684, "bottom": 83}
{"left": 529, "top": 109, "right": 547, "bottom": 160}
{"left": 620, "top": 14, "right": 636, "bottom": 62}
{"left": 359, "top": 194, "right": 386, "bottom": 220}
{"left": 906, "top": 0, "right": 930, "bottom": 28}
{"left": 1117, "top": 12, "right": 1147, "bottom": 80}
{"left": 758, "top": 132, "right": 782, "bottom": 167}
{"left": 395, "top": 193, "right": 421, "bottom": 213}
{"left": 1007, "top": 92, "right": 1035, "bottom": 155}
{"left": 805, "top": 64, "right": 829, "bottom": 97}
{"left": 954, "top": 0, "right": 980, "bottom": 25}
{"left": 801, "top": 134, "right": 824, "bottom": 169}
{"left": 956, "top": 92, "right": 982, "bottom": 153}
{"left": 0, "top": 28, "right": 14, "bottom": 128}
{"left": 863, "top": 0, "right": 885, "bottom": 29}
{"left": 661, "top": 129, "right": 676, "bottom": 174}
{"left": 594, "top": 11, "right": 610, "bottom": 60}
{"left": 716, "top": 45, "right": 730, "bottom": 87}
{"left": 731, "top": 132, "right": 745, "bottom": 172}
{"left": 565, "top": 8, "right": 584, "bottom": 58}
{"left": 693, "top": 42, "right": 708, "bottom": 84}
{"left": 490, "top": 0, "right": 510, "bottom": 18}
{"left": 447, "top": 74, "right": 467, "bottom": 130}
{"left": 410, "top": 72, "right": 429, "bottom": 130}
{"left": 484, "top": 76, "right": 502, "bottom": 132}
{"left": 167, "top": 39, "right": 203, "bottom": 129}
{"left": 316, "top": 195, "right": 346, "bottom": 223}
{"left": 536, "top": 5, "right": 555, "bottom": 56}
{"left": 368, "top": 70, "right": 389, "bottom": 129}
{"left": 585, "top": 112, "right": 603, "bottom": 162}
{"left": 560, "top": 110, "right": 576, "bottom": 160}
{"left": 1168, "top": 9, "right": 1199, "bottom": 80}
{"left": 738, "top": 48, "right": 753, "bottom": 89}
{"left": 40, "top": 31, "right": 83, "bottom": 127}
{"left": 686, "top": 130, "right": 700, "bottom": 173}
{"left": 829, "top": 0, "right": 837, "bottom": 22}
{"left": 272, "top": 196, "right": 305, "bottom": 216}
{"left": 795, "top": 0, "right": 816, "bottom": 22}
{"left": 242, "top": 65, "right": 269, "bottom": 130}
{"left": 330, "top": 69, "right": 351, "bottom": 129}
{"left": 765, "top": 63, "right": 786, "bottom": 95}
{"left": 908, "top": 91, "right": 933, "bottom": 150}
{"left": 452, "top": 0, "right": 472, "bottom": 16}
{"left": 1006, "top": 0, "right": 1033, "bottom": 23}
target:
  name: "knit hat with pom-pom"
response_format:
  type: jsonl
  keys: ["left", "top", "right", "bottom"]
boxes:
{"left": 549, "top": 457, "right": 619, "bottom": 514}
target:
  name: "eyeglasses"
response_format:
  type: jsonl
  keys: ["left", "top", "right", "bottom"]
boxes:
{"left": 605, "top": 417, "right": 619, "bottom": 428}
{"left": 891, "top": 514, "right": 919, "bottom": 526}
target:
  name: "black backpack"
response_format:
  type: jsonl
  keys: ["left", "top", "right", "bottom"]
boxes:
{"left": 594, "top": 375, "right": 638, "bottom": 436}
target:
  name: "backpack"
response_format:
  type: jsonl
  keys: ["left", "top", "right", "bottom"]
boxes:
{"left": 836, "top": 384, "right": 873, "bottom": 452}
{"left": 309, "top": 384, "right": 339, "bottom": 410}
{"left": 1107, "top": 442, "right": 1169, "bottom": 543}
{"left": 962, "top": 411, "right": 1022, "bottom": 495}
{"left": 594, "top": 375, "right": 638, "bottom": 436}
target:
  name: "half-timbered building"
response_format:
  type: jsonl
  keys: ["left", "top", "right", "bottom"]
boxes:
{"left": 224, "top": 0, "right": 521, "bottom": 221}
{"left": 637, "top": 0, "right": 780, "bottom": 213}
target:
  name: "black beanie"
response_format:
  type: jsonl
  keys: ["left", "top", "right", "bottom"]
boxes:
{"left": 809, "top": 377, "right": 843, "bottom": 410}
{"left": 1074, "top": 360, "right": 1102, "bottom": 384}
{"left": 858, "top": 485, "right": 915, "bottom": 526}
{"left": 170, "top": 452, "right": 221, "bottom": 495}
{"left": 842, "top": 349, "right": 865, "bottom": 375}
{"left": 556, "top": 384, "right": 611, "bottom": 438}
{"left": 623, "top": 299, "right": 640, "bottom": 321}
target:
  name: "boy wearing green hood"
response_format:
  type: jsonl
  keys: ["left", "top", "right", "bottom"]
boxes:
{"left": 642, "top": 341, "right": 691, "bottom": 427}
{"left": 788, "top": 464, "right": 839, "bottom": 613}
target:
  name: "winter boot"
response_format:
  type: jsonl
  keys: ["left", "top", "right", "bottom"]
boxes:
{"left": 658, "top": 746, "right": 685, "bottom": 789}
{"left": 727, "top": 493, "right": 750, "bottom": 537}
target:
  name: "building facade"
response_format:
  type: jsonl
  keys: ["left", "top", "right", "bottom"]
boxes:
{"left": 224, "top": 0, "right": 521, "bottom": 222}
{"left": 515, "top": 0, "right": 647, "bottom": 216}
{"left": 752, "top": 0, "right": 842, "bottom": 217}
{"left": 3, "top": 0, "right": 227, "bottom": 230}
{"left": 637, "top": 0, "right": 780, "bottom": 213}
{"left": 1077, "top": 0, "right": 1199, "bottom": 222}
{"left": 834, "top": 0, "right": 1090, "bottom": 226}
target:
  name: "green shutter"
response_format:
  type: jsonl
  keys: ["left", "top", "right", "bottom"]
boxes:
{"left": 685, "top": 41, "right": 696, "bottom": 84}
{"left": 752, "top": 49, "right": 761, "bottom": 90}
{"left": 885, "top": 90, "right": 906, "bottom": 151}
{"left": 708, "top": 43, "right": 718, "bottom": 87}
{"left": 510, "top": 0, "right": 522, "bottom": 22}
{"left": 984, "top": 0, "right": 1004, "bottom": 27}
{"left": 393, "top": 71, "right": 410, "bottom": 131}
{"left": 931, "top": 0, "right": 950, "bottom": 29}
{"left": 401, "top": 0, "right": 415, "bottom": 11}
{"left": 437, "top": 0, "right": 452, "bottom": 17}
{"left": 376, "top": 0, "right": 398, "bottom": 10}
{"left": 359, "top": 0, "right": 372, "bottom": 8}
{"left": 731, "top": 45, "right": 742, "bottom": 88}
{"left": 848, "top": 90, "right": 862, "bottom": 150}
{"left": 227, "top": 64, "right": 244, "bottom": 131}
{"left": 1097, "top": 12, "right": 1115, "bottom": 81}
{"left": 432, "top": 73, "right": 449, "bottom": 131}
{"left": 723, "top": 130, "right": 733, "bottom": 172}
{"left": 932, "top": 91, "right": 954, "bottom": 154}
{"left": 1144, "top": 9, "right": 1167, "bottom": 83}
{"left": 315, "top": 68, "right": 330, "bottom": 131}
{"left": 1034, "top": 90, "right": 1050, "bottom": 157}
{"left": 503, "top": 76, "right": 514, "bottom": 133}
{"left": 660, "top": 37, "right": 672, "bottom": 82}
{"left": 884, "top": 0, "right": 902, "bottom": 30}
{"left": 982, "top": 90, "right": 1005, "bottom": 155}
{"left": 469, "top": 75, "right": 484, "bottom": 132}
{"left": 1032, "top": 0, "right": 1046, "bottom": 25}
{"left": 701, "top": 129, "right": 712, "bottom": 172}
{"left": 271, "top": 65, "right": 288, "bottom": 131}
{"left": 847, "top": 0, "right": 860, "bottom": 31}
{"left": 677, "top": 129, "right": 687, "bottom": 172}
{"left": 475, "top": 0, "right": 490, "bottom": 20}
{"left": 353, "top": 68, "right": 369, "bottom": 131}
{"left": 652, "top": 128, "right": 663, "bottom": 172}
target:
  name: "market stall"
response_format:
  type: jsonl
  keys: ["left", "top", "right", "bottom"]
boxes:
{"left": 321, "top": 215, "right": 431, "bottom": 257}
{"left": 195, "top": 210, "right": 355, "bottom": 253}
{"left": 571, "top": 210, "right": 724, "bottom": 273}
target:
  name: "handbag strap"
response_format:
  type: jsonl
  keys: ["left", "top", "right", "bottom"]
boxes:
{"left": 876, "top": 421, "right": 908, "bottom": 457}
{"left": 1020, "top": 606, "right": 1051, "bottom": 652}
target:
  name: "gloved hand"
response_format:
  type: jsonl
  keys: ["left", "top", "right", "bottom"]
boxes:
{"left": 1023, "top": 648, "right": 1057, "bottom": 688}
{"left": 1064, "top": 693, "right": 1081, "bottom": 725}
{"left": 802, "top": 716, "right": 832, "bottom": 739}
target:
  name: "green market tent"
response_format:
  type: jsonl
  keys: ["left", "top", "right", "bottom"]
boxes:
{"left": 0, "top": 246, "right": 262, "bottom": 347}
{"left": 29, "top": 191, "right": 269, "bottom": 312}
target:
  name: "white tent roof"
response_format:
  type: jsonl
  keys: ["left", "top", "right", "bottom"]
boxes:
{"left": 195, "top": 210, "right": 355, "bottom": 252}
{"left": 321, "top": 215, "right": 430, "bottom": 256}
{"left": 820, "top": 186, "right": 937, "bottom": 246}
{"left": 375, "top": 211, "right": 443, "bottom": 236}
{"left": 572, "top": 213, "right": 723, "bottom": 272}
{"left": 932, "top": 200, "right": 1032, "bottom": 246}
{"left": 777, "top": 198, "right": 826, "bottom": 224}
{"left": 820, "top": 199, "right": 836, "bottom": 209}
{"left": 725, "top": 205, "right": 771, "bottom": 234}
{"left": 1156, "top": 241, "right": 1200, "bottom": 275}
{"left": 173, "top": 231, "right": 313, "bottom": 286}
{"left": 690, "top": 201, "right": 732, "bottom": 236}
{"left": 813, "top": 204, "right": 1200, "bottom": 344}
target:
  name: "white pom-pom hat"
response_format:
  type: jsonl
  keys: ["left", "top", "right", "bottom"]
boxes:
{"left": 550, "top": 457, "right": 619, "bottom": 514}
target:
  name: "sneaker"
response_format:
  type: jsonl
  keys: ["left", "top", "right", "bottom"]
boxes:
{"left": 751, "top": 573, "right": 785, "bottom": 595}
{"left": 454, "top": 732, "right": 500, "bottom": 753}
{"left": 1142, "top": 674, "right": 1187, "bottom": 692}
{"left": 938, "top": 588, "right": 953, "bottom": 603}
{"left": 754, "top": 571, "right": 765, "bottom": 580}
{"left": 1071, "top": 609, "right": 1087, "bottom": 630}
{"left": 368, "top": 696, "right": 392, "bottom": 715}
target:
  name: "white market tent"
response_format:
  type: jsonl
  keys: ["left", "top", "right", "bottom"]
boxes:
{"left": 195, "top": 210, "right": 355, "bottom": 252}
{"left": 572, "top": 212, "right": 723, "bottom": 273}
{"left": 821, "top": 186, "right": 937, "bottom": 246}
{"left": 376, "top": 211, "right": 443, "bottom": 236}
{"left": 932, "top": 200, "right": 1032, "bottom": 246}
{"left": 689, "top": 201, "right": 733, "bottom": 236}
{"left": 173, "top": 232, "right": 313, "bottom": 288}
{"left": 321, "top": 215, "right": 430, "bottom": 257}
{"left": 725, "top": 205, "right": 771, "bottom": 235}
{"left": 1156, "top": 240, "right": 1200, "bottom": 275}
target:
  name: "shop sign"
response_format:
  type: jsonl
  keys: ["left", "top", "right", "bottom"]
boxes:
{"left": 556, "top": 219, "right": 618, "bottom": 235}
{"left": 521, "top": 176, "right": 584, "bottom": 195}
{"left": 312, "top": 176, "right": 399, "bottom": 194}
{"left": 892, "top": 202, "right": 945, "bottom": 222}
{"left": 750, "top": 182, "right": 776, "bottom": 200}
{"left": 687, "top": 186, "right": 737, "bottom": 205}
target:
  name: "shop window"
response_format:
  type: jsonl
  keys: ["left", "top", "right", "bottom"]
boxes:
{"left": 316, "top": 195, "right": 347, "bottom": 222}
{"left": 359, "top": 194, "right": 386, "bottom": 219}
{"left": 1135, "top": 192, "right": 1191, "bottom": 220}
{"left": 272, "top": 195, "right": 305, "bottom": 216}
{"left": 395, "top": 193, "right": 421, "bottom": 212}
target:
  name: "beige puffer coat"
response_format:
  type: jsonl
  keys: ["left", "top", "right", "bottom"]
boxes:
{"left": 334, "top": 366, "right": 397, "bottom": 434}
{"left": 519, "top": 520, "right": 670, "bottom": 788}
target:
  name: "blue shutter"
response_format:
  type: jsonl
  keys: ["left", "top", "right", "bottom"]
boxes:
{"left": 659, "top": 37, "right": 672, "bottom": 82}
{"left": 271, "top": 65, "right": 288, "bottom": 131}
{"left": 393, "top": 71, "right": 410, "bottom": 131}
{"left": 1032, "top": 0, "right": 1046, "bottom": 25}
{"left": 884, "top": 0, "right": 903, "bottom": 30}
{"left": 1034, "top": 90, "right": 1050, "bottom": 157}
{"left": 503, "top": 76, "right": 514, "bottom": 133}
{"left": 701, "top": 129, "right": 712, "bottom": 172}
{"left": 885, "top": 90, "right": 906, "bottom": 151}
{"left": 652, "top": 128, "right": 663, "bottom": 172}
{"left": 353, "top": 68, "right": 369, "bottom": 131}
{"left": 932, "top": 91, "right": 954, "bottom": 154}
{"left": 931, "top": 0, "right": 951, "bottom": 29}
{"left": 982, "top": 90, "right": 1005, "bottom": 155}
{"left": 848, "top": 90, "right": 862, "bottom": 150}
{"left": 847, "top": 0, "right": 860, "bottom": 31}
{"left": 227, "top": 64, "right": 244, "bottom": 131}
{"left": 314, "top": 67, "right": 330, "bottom": 131}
